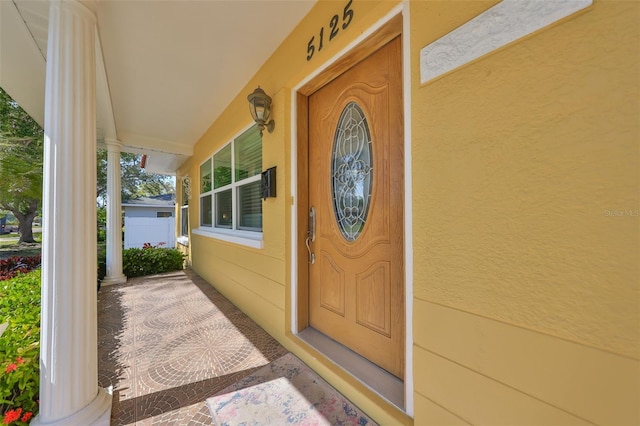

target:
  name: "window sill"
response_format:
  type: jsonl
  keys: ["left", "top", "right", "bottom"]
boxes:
{"left": 177, "top": 236, "right": 189, "bottom": 247}
{"left": 192, "top": 227, "right": 263, "bottom": 249}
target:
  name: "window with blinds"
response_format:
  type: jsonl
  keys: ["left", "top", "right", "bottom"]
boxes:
{"left": 181, "top": 206, "right": 189, "bottom": 237}
{"left": 181, "top": 178, "right": 189, "bottom": 237}
{"left": 199, "top": 124, "right": 262, "bottom": 233}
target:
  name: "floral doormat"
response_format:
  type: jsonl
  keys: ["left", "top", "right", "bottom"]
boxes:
{"left": 206, "top": 353, "right": 377, "bottom": 425}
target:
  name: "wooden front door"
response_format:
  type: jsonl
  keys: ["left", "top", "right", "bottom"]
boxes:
{"left": 307, "top": 36, "right": 404, "bottom": 378}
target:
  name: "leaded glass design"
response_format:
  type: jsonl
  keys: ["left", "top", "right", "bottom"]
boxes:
{"left": 331, "top": 102, "right": 373, "bottom": 241}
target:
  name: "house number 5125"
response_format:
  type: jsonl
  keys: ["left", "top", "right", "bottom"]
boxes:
{"left": 306, "top": 0, "right": 354, "bottom": 61}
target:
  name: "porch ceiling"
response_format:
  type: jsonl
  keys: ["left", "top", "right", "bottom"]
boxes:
{"left": 0, "top": 0, "right": 315, "bottom": 174}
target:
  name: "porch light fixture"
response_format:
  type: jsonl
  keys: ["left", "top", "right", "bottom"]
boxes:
{"left": 247, "top": 86, "right": 275, "bottom": 136}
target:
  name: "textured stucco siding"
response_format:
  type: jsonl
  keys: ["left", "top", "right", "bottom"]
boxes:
{"left": 411, "top": 0, "right": 639, "bottom": 424}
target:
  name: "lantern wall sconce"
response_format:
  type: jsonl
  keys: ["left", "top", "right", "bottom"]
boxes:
{"left": 247, "top": 86, "right": 275, "bottom": 136}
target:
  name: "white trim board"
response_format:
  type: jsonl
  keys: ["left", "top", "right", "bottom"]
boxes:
{"left": 192, "top": 228, "right": 263, "bottom": 249}
{"left": 401, "top": 0, "right": 413, "bottom": 416}
{"left": 420, "top": 0, "right": 593, "bottom": 84}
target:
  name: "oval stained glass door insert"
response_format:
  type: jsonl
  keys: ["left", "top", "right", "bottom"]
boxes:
{"left": 331, "top": 101, "right": 373, "bottom": 242}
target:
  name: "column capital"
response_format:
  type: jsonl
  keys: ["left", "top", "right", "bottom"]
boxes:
{"left": 53, "top": 0, "right": 97, "bottom": 25}
{"left": 104, "top": 139, "right": 123, "bottom": 150}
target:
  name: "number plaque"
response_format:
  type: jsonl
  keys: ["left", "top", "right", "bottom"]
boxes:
{"left": 306, "top": 0, "right": 354, "bottom": 61}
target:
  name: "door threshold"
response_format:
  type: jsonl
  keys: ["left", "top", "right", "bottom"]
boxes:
{"left": 297, "top": 327, "right": 404, "bottom": 410}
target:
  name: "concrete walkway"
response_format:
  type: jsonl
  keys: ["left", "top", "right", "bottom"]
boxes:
{"left": 97, "top": 269, "right": 288, "bottom": 425}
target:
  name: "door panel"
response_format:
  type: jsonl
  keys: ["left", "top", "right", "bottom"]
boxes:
{"left": 355, "top": 261, "right": 391, "bottom": 336}
{"left": 307, "top": 37, "right": 404, "bottom": 378}
{"left": 318, "top": 252, "right": 346, "bottom": 316}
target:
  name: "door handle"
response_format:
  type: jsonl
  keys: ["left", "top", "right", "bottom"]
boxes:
{"left": 305, "top": 206, "right": 315, "bottom": 264}
{"left": 308, "top": 206, "right": 316, "bottom": 243}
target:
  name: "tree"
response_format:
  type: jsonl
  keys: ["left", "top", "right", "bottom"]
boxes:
{"left": 96, "top": 150, "right": 175, "bottom": 205}
{"left": 0, "top": 88, "right": 43, "bottom": 243}
{"left": 1, "top": 88, "right": 175, "bottom": 244}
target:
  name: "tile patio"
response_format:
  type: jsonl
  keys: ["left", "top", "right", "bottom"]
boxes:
{"left": 97, "top": 269, "right": 289, "bottom": 425}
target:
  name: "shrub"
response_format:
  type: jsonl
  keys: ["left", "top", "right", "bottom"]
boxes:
{"left": 96, "top": 207, "right": 106, "bottom": 243}
{"left": 122, "top": 245, "right": 186, "bottom": 278}
{"left": 0, "top": 256, "right": 41, "bottom": 282}
{"left": 97, "top": 244, "right": 107, "bottom": 281}
{"left": 0, "top": 271, "right": 40, "bottom": 424}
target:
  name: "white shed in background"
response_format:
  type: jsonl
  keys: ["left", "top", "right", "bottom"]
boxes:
{"left": 122, "top": 194, "right": 175, "bottom": 249}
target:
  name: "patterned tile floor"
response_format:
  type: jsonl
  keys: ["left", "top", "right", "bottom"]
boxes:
{"left": 97, "top": 269, "right": 289, "bottom": 425}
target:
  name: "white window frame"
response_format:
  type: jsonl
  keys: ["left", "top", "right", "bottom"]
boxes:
{"left": 199, "top": 157, "right": 213, "bottom": 227}
{"left": 178, "top": 177, "right": 190, "bottom": 246}
{"left": 197, "top": 124, "right": 263, "bottom": 249}
{"left": 180, "top": 205, "right": 189, "bottom": 235}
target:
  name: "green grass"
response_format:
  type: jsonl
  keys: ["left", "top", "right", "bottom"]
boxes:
{"left": 0, "top": 248, "right": 41, "bottom": 261}
{"left": 0, "top": 242, "right": 41, "bottom": 261}
{"left": 0, "top": 232, "right": 41, "bottom": 240}
{"left": 0, "top": 232, "right": 42, "bottom": 260}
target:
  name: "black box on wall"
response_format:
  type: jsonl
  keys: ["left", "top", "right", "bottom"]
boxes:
{"left": 261, "top": 166, "right": 276, "bottom": 200}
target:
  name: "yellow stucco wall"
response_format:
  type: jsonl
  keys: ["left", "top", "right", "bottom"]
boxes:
{"left": 411, "top": 0, "right": 639, "bottom": 424}
{"left": 178, "top": 0, "right": 639, "bottom": 424}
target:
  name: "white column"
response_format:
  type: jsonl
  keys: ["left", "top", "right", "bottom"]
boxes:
{"left": 102, "top": 139, "right": 127, "bottom": 285}
{"left": 34, "top": 1, "right": 111, "bottom": 425}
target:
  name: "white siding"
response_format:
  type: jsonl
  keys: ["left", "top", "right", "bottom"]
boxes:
{"left": 123, "top": 206, "right": 174, "bottom": 218}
